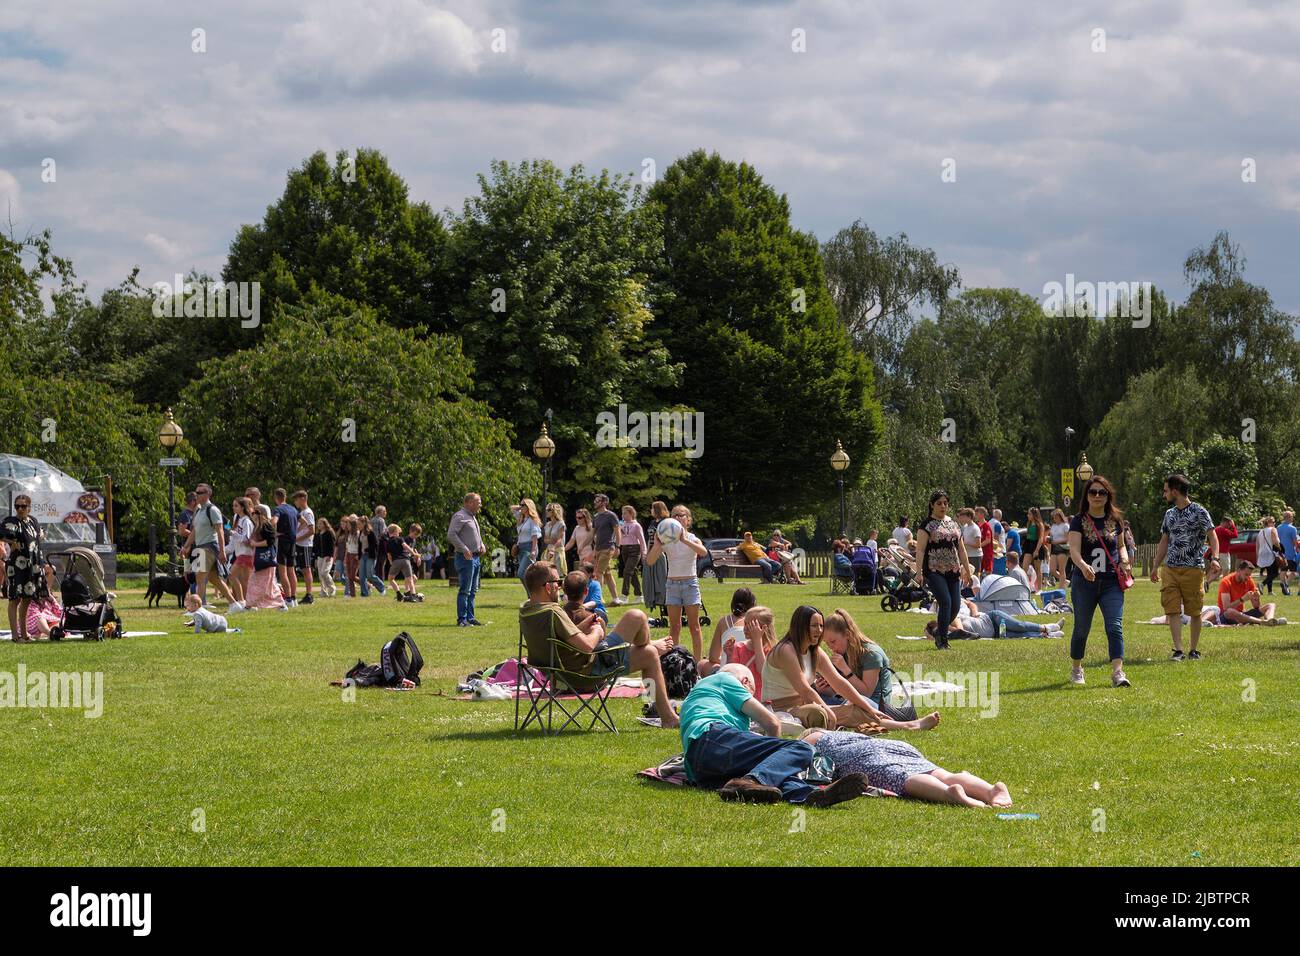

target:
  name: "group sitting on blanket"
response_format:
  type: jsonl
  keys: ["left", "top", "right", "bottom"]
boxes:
{"left": 1147, "top": 560, "right": 1287, "bottom": 627}
{"left": 520, "top": 561, "right": 681, "bottom": 728}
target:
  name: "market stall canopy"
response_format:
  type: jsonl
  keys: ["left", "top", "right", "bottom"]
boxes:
{"left": 0, "top": 454, "right": 101, "bottom": 543}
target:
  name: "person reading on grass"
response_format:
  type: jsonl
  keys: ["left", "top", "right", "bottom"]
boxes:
{"left": 761, "top": 606, "right": 940, "bottom": 732}
{"left": 679, "top": 663, "right": 871, "bottom": 807}
{"left": 1216, "top": 560, "right": 1287, "bottom": 626}
{"left": 520, "top": 561, "right": 679, "bottom": 728}
{"left": 801, "top": 728, "right": 1013, "bottom": 808}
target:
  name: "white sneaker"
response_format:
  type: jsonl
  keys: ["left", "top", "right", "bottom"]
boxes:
{"left": 1055, "top": 617, "right": 1066, "bottom": 631}
{"left": 1266, "top": 616, "right": 1287, "bottom": 626}
{"left": 226, "top": 602, "right": 245, "bottom": 615}
{"left": 277, "top": 604, "right": 290, "bottom": 612}
{"left": 1069, "top": 664, "right": 1085, "bottom": 685}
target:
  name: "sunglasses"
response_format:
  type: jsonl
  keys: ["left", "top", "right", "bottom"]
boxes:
{"left": 15, "top": 503, "right": 30, "bottom": 509}
{"left": 1087, "top": 488, "right": 1109, "bottom": 497}
{"left": 545, "top": 578, "right": 561, "bottom": 585}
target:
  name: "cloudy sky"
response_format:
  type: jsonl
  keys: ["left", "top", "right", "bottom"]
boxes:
{"left": 2, "top": 0, "right": 1297, "bottom": 312}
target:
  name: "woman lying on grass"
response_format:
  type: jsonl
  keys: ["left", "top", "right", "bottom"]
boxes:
{"left": 801, "top": 728, "right": 1013, "bottom": 808}
{"left": 762, "top": 605, "right": 940, "bottom": 732}
{"left": 925, "top": 598, "right": 1064, "bottom": 641}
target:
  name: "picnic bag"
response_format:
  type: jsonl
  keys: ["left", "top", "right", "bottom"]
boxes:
{"left": 381, "top": 631, "right": 424, "bottom": 687}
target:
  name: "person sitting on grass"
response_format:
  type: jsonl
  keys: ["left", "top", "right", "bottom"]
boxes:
{"left": 679, "top": 663, "right": 871, "bottom": 807}
{"left": 719, "top": 604, "right": 779, "bottom": 697}
{"left": 578, "top": 560, "right": 608, "bottom": 623}
{"left": 1217, "top": 560, "right": 1287, "bottom": 626}
{"left": 701, "top": 587, "right": 758, "bottom": 676}
{"left": 520, "top": 561, "right": 679, "bottom": 728}
{"left": 926, "top": 598, "right": 1064, "bottom": 641}
{"left": 801, "top": 727, "right": 1013, "bottom": 808}
{"left": 183, "top": 593, "right": 242, "bottom": 633}
{"left": 762, "top": 606, "right": 940, "bottom": 732}
{"left": 561, "top": 570, "right": 596, "bottom": 628}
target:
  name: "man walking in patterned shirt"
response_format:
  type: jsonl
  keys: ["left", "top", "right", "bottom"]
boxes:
{"left": 1150, "top": 474, "right": 1220, "bottom": 661}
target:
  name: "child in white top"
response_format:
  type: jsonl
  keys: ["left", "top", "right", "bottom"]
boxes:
{"left": 184, "top": 593, "right": 241, "bottom": 633}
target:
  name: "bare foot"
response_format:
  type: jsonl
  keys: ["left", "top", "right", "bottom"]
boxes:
{"left": 989, "top": 782, "right": 1013, "bottom": 808}
{"left": 913, "top": 711, "right": 941, "bottom": 731}
{"left": 946, "top": 783, "right": 986, "bottom": 808}
{"left": 651, "top": 637, "right": 675, "bottom": 655}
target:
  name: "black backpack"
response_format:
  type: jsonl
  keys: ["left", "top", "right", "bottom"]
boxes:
{"left": 658, "top": 646, "right": 698, "bottom": 700}
{"left": 381, "top": 632, "right": 424, "bottom": 687}
{"left": 345, "top": 632, "right": 424, "bottom": 688}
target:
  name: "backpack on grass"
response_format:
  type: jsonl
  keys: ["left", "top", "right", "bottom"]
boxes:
{"left": 343, "top": 632, "right": 425, "bottom": 688}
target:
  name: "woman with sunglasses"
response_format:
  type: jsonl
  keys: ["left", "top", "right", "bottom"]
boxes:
{"left": 1067, "top": 475, "right": 1131, "bottom": 688}
{"left": 2, "top": 495, "right": 48, "bottom": 643}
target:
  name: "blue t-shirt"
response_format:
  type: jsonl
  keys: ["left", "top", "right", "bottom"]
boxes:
{"left": 1278, "top": 522, "right": 1299, "bottom": 561}
{"left": 273, "top": 503, "right": 299, "bottom": 544}
{"left": 585, "top": 580, "right": 606, "bottom": 616}
{"left": 1005, "top": 528, "right": 1021, "bottom": 553}
{"left": 679, "top": 672, "right": 754, "bottom": 779}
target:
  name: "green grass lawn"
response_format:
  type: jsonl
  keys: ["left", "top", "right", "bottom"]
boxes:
{"left": 1, "top": 575, "right": 1296, "bottom": 866}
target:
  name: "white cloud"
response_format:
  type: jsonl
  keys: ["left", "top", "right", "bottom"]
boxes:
{"left": 0, "top": 170, "right": 22, "bottom": 221}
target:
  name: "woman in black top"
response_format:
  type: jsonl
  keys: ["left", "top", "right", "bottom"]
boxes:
{"left": 2, "top": 495, "right": 46, "bottom": 643}
{"left": 1067, "top": 474, "right": 1131, "bottom": 688}
{"left": 914, "top": 489, "right": 973, "bottom": 650}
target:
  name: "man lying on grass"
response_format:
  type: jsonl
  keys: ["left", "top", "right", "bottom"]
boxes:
{"left": 520, "top": 561, "right": 680, "bottom": 728}
{"left": 676, "top": 663, "right": 868, "bottom": 807}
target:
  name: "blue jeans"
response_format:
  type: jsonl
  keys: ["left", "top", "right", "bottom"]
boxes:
{"left": 358, "top": 555, "right": 386, "bottom": 596}
{"left": 1070, "top": 574, "right": 1125, "bottom": 661}
{"left": 987, "top": 609, "right": 1044, "bottom": 637}
{"left": 925, "top": 572, "right": 963, "bottom": 643}
{"left": 516, "top": 547, "right": 536, "bottom": 588}
{"left": 756, "top": 557, "right": 781, "bottom": 582}
{"left": 455, "top": 554, "right": 481, "bottom": 623}
{"left": 685, "top": 723, "right": 816, "bottom": 803}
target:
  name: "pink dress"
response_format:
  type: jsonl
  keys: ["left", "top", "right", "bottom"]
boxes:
{"left": 27, "top": 596, "right": 62, "bottom": 634}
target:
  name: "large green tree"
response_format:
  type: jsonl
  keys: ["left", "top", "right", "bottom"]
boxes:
{"left": 647, "top": 150, "right": 882, "bottom": 530}
{"left": 444, "top": 158, "right": 687, "bottom": 498}
{"left": 224, "top": 149, "right": 451, "bottom": 331}
{"left": 176, "top": 296, "right": 538, "bottom": 549}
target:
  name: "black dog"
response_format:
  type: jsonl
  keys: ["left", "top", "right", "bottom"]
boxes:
{"left": 146, "top": 573, "right": 193, "bottom": 608}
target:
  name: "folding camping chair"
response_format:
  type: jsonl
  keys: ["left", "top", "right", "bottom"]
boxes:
{"left": 514, "top": 615, "right": 629, "bottom": 735}
{"left": 829, "top": 569, "right": 855, "bottom": 596}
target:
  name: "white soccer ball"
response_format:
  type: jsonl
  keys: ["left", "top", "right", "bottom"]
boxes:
{"left": 656, "top": 518, "right": 684, "bottom": 544}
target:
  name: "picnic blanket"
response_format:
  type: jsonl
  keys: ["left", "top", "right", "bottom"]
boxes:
{"left": 0, "top": 630, "right": 166, "bottom": 640}
{"left": 452, "top": 678, "right": 645, "bottom": 702}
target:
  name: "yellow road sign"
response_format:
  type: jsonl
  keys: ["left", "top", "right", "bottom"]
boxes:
{"left": 1061, "top": 468, "right": 1075, "bottom": 501}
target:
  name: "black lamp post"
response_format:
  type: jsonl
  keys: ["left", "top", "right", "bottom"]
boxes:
{"left": 158, "top": 408, "right": 183, "bottom": 563}
{"left": 830, "top": 440, "right": 850, "bottom": 537}
{"left": 533, "top": 420, "right": 556, "bottom": 518}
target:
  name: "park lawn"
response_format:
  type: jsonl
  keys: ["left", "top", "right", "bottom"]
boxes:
{"left": 0, "top": 575, "right": 1296, "bottom": 867}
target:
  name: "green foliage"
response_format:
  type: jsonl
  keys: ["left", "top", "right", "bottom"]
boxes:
{"left": 175, "top": 298, "right": 538, "bottom": 549}
{"left": 821, "top": 219, "right": 961, "bottom": 372}
{"left": 224, "top": 149, "right": 451, "bottom": 330}
{"left": 1133, "top": 436, "right": 1258, "bottom": 540}
{"left": 443, "top": 159, "right": 687, "bottom": 497}
{"left": 648, "top": 150, "right": 882, "bottom": 529}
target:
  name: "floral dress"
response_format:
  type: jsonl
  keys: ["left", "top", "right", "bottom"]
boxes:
{"left": 2, "top": 514, "right": 48, "bottom": 600}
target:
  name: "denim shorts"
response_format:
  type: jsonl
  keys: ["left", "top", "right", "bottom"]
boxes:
{"left": 666, "top": 577, "right": 701, "bottom": 607}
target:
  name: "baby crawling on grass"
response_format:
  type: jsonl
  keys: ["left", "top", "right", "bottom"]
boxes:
{"left": 801, "top": 728, "right": 1012, "bottom": 808}
{"left": 183, "top": 593, "right": 242, "bottom": 634}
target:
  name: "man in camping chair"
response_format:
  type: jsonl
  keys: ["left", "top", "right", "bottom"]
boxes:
{"left": 520, "top": 562, "right": 680, "bottom": 729}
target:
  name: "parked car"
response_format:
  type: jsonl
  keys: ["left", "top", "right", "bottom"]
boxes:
{"left": 1222, "top": 529, "right": 1261, "bottom": 561}
{"left": 697, "top": 538, "right": 743, "bottom": 579}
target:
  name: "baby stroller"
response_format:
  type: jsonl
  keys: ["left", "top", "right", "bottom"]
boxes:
{"left": 850, "top": 546, "right": 879, "bottom": 595}
{"left": 649, "top": 598, "right": 712, "bottom": 630}
{"left": 49, "top": 547, "right": 123, "bottom": 641}
{"left": 877, "top": 545, "right": 932, "bottom": 612}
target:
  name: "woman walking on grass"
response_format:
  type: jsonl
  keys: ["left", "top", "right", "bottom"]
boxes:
{"left": 914, "top": 490, "right": 972, "bottom": 650}
{"left": 1067, "top": 474, "right": 1131, "bottom": 688}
